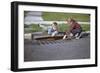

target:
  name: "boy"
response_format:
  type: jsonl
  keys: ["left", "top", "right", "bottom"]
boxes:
{"left": 48, "top": 22, "right": 59, "bottom": 36}
{"left": 63, "top": 18, "right": 82, "bottom": 39}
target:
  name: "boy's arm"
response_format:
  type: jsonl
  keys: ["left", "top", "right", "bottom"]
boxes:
{"left": 65, "top": 24, "right": 74, "bottom": 35}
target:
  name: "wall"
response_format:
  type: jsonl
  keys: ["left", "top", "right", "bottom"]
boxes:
{"left": 0, "top": 0, "right": 99, "bottom": 73}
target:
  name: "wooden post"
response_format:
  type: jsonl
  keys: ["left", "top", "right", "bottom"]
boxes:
{"left": 31, "top": 33, "right": 34, "bottom": 40}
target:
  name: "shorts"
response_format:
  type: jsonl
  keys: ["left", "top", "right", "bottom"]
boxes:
{"left": 48, "top": 28, "right": 58, "bottom": 36}
{"left": 71, "top": 28, "right": 82, "bottom": 37}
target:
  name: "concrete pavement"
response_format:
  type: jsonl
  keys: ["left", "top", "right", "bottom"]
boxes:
{"left": 24, "top": 36, "right": 90, "bottom": 62}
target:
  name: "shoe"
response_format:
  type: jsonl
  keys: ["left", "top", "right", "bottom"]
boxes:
{"left": 75, "top": 37, "right": 80, "bottom": 39}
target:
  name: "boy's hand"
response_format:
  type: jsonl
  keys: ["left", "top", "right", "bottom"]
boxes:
{"left": 63, "top": 35, "right": 67, "bottom": 39}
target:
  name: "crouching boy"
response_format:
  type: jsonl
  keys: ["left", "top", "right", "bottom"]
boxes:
{"left": 63, "top": 18, "right": 82, "bottom": 39}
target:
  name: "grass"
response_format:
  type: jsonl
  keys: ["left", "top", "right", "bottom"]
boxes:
{"left": 58, "top": 24, "right": 69, "bottom": 32}
{"left": 24, "top": 24, "right": 43, "bottom": 33}
{"left": 42, "top": 12, "right": 90, "bottom": 22}
{"left": 81, "top": 24, "right": 90, "bottom": 31}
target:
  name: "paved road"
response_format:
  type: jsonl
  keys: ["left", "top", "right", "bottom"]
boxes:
{"left": 24, "top": 36, "right": 90, "bottom": 62}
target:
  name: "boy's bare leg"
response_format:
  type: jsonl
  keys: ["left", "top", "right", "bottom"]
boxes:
{"left": 69, "top": 33, "right": 73, "bottom": 37}
{"left": 63, "top": 33, "right": 74, "bottom": 40}
{"left": 51, "top": 31, "right": 58, "bottom": 37}
{"left": 67, "top": 33, "right": 73, "bottom": 40}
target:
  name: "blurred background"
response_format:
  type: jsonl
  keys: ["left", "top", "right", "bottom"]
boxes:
{"left": 24, "top": 11, "right": 90, "bottom": 33}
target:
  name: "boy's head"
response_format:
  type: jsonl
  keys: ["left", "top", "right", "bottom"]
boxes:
{"left": 53, "top": 22, "right": 58, "bottom": 26}
{"left": 66, "top": 18, "right": 75, "bottom": 24}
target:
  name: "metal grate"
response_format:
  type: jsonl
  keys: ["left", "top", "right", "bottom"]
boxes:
{"left": 34, "top": 39, "right": 70, "bottom": 45}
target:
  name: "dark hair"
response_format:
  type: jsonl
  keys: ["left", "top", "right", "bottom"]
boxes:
{"left": 71, "top": 18, "right": 76, "bottom": 22}
{"left": 53, "top": 22, "right": 58, "bottom": 25}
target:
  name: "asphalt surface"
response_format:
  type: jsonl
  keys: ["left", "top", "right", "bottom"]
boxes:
{"left": 24, "top": 36, "right": 90, "bottom": 62}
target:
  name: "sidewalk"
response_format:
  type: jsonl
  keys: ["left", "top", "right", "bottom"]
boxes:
{"left": 24, "top": 36, "right": 90, "bottom": 61}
